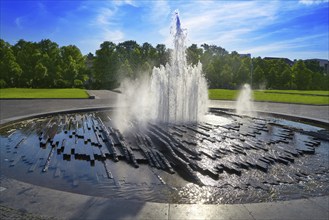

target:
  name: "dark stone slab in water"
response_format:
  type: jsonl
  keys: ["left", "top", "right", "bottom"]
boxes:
{"left": 220, "top": 162, "right": 242, "bottom": 175}
{"left": 1, "top": 110, "right": 328, "bottom": 204}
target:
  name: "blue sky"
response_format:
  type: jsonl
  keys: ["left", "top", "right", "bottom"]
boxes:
{"left": 1, "top": 0, "right": 328, "bottom": 60}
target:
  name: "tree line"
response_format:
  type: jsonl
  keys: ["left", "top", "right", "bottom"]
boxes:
{"left": 1, "top": 38, "right": 328, "bottom": 90}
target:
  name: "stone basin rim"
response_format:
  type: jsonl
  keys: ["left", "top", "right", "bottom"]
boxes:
{"left": 1, "top": 173, "right": 328, "bottom": 207}
{"left": 1, "top": 106, "right": 329, "bottom": 212}
{"left": 1, "top": 106, "right": 328, "bottom": 129}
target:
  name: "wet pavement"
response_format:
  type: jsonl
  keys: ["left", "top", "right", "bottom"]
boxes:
{"left": 209, "top": 100, "right": 329, "bottom": 124}
{"left": 1, "top": 175, "right": 328, "bottom": 220}
{"left": 0, "top": 90, "right": 329, "bottom": 219}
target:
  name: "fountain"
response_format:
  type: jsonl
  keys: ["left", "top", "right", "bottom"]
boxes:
{"left": 151, "top": 11, "right": 208, "bottom": 123}
{"left": 236, "top": 84, "right": 255, "bottom": 117}
{"left": 0, "top": 11, "right": 328, "bottom": 204}
{"left": 115, "top": 11, "right": 208, "bottom": 126}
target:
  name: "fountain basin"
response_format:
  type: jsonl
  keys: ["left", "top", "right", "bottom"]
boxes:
{"left": 1, "top": 108, "right": 328, "bottom": 204}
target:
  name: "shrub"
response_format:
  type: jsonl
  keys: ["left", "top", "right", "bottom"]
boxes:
{"left": 73, "top": 79, "right": 84, "bottom": 88}
{"left": 55, "top": 79, "right": 69, "bottom": 88}
{"left": 0, "top": 79, "right": 7, "bottom": 88}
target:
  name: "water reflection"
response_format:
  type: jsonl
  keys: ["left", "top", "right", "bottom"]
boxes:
{"left": 0, "top": 110, "right": 328, "bottom": 204}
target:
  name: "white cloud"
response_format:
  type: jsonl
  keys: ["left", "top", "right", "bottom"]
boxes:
{"left": 49, "top": 0, "right": 327, "bottom": 59}
{"left": 239, "top": 33, "right": 328, "bottom": 58}
{"left": 167, "top": 1, "right": 280, "bottom": 51}
{"left": 86, "top": 2, "right": 129, "bottom": 47}
{"left": 37, "top": 2, "right": 48, "bottom": 15}
{"left": 142, "top": 0, "right": 171, "bottom": 25}
{"left": 299, "top": 0, "right": 329, "bottom": 5}
{"left": 103, "top": 29, "right": 125, "bottom": 42}
{"left": 15, "top": 17, "right": 23, "bottom": 29}
{"left": 113, "top": 0, "right": 138, "bottom": 7}
{"left": 95, "top": 8, "right": 117, "bottom": 26}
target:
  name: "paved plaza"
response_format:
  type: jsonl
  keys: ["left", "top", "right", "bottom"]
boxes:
{"left": 0, "top": 90, "right": 328, "bottom": 220}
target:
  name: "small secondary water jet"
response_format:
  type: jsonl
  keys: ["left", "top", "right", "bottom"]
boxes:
{"left": 151, "top": 11, "right": 208, "bottom": 123}
{"left": 236, "top": 84, "right": 255, "bottom": 117}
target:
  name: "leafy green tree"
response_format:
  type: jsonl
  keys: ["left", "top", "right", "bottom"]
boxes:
{"left": 118, "top": 59, "right": 134, "bottom": 79}
{"left": 280, "top": 66, "right": 293, "bottom": 89}
{"left": 116, "top": 40, "right": 141, "bottom": 72}
{"left": 236, "top": 61, "right": 250, "bottom": 86}
{"left": 12, "top": 39, "right": 40, "bottom": 87}
{"left": 292, "top": 60, "right": 312, "bottom": 90}
{"left": 221, "top": 63, "right": 233, "bottom": 89}
{"left": 253, "top": 66, "right": 265, "bottom": 89}
{"left": 205, "top": 61, "right": 216, "bottom": 88}
{"left": 93, "top": 41, "right": 119, "bottom": 89}
{"left": 37, "top": 39, "right": 61, "bottom": 87}
{"left": 186, "top": 44, "right": 203, "bottom": 66}
{"left": 141, "top": 42, "right": 157, "bottom": 64}
{"left": 2, "top": 37, "right": 327, "bottom": 91}
{"left": 59, "top": 45, "right": 85, "bottom": 87}
{"left": 155, "top": 44, "right": 169, "bottom": 67}
{"left": 34, "top": 62, "right": 48, "bottom": 87}
{"left": 140, "top": 61, "right": 152, "bottom": 77}
{"left": 304, "top": 60, "right": 323, "bottom": 74}
{"left": 0, "top": 39, "right": 22, "bottom": 87}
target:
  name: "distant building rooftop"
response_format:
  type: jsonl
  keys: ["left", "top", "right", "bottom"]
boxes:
{"left": 305, "top": 58, "right": 328, "bottom": 68}
{"left": 239, "top": 53, "right": 251, "bottom": 58}
{"left": 264, "top": 57, "right": 294, "bottom": 66}
{"left": 305, "top": 59, "right": 329, "bottom": 75}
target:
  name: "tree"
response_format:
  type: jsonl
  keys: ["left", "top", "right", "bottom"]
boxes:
{"left": 155, "top": 44, "right": 169, "bottom": 67}
{"left": 236, "top": 61, "right": 250, "bottom": 87}
{"left": 140, "top": 61, "right": 152, "bottom": 77}
{"left": 118, "top": 59, "right": 133, "bottom": 79}
{"left": 141, "top": 42, "right": 157, "bottom": 64}
{"left": 93, "top": 41, "right": 119, "bottom": 89}
{"left": 37, "top": 39, "right": 61, "bottom": 87}
{"left": 117, "top": 40, "right": 141, "bottom": 72}
{"left": 292, "top": 60, "right": 312, "bottom": 90}
{"left": 205, "top": 61, "right": 216, "bottom": 88}
{"left": 34, "top": 62, "right": 48, "bottom": 87}
{"left": 0, "top": 39, "right": 22, "bottom": 87}
{"left": 280, "top": 66, "right": 292, "bottom": 89}
{"left": 12, "top": 39, "right": 40, "bottom": 87}
{"left": 221, "top": 64, "right": 233, "bottom": 89}
{"left": 186, "top": 44, "right": 203, "bottom": 66}
{"left": 59, "top": 45, "right": 85, "bottom": 87}
{"left": 253, "top": 66, "right": 265, "bottom": 89}
{"left": 2, "top": 37, "right": 327, "bottom": 90}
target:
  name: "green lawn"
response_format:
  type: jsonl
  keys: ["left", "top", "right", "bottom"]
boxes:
{"left": 0, "top": 88, "right": 89, "bottom": 99}
{"left": 209, "top": 89, "right": 239, "bottom": 100}
{"left": 209, "top": 89, "right": 329, "bottom": 105}
{"left": 1, "top": 88, "right": 328, "bottom": 105}
{"left": 262, "top": 90, "right": 329, "bottom": 96}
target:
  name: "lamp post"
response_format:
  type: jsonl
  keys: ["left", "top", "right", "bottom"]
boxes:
{"left": 250, "top": 55, "right": 253, "bottom": 89}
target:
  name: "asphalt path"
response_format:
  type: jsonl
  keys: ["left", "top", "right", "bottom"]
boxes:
{"left": 1, "top": 90, "right": 328, "bottom": 124}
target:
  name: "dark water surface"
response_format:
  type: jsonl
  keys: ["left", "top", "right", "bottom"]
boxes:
{"left": 0, "top": 110, "right": 328, "bottom": 204}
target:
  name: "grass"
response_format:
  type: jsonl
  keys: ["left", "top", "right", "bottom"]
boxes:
{"left": 208, "top": 89, "right": 239, "bottom": 100}
{"left": 0, "top": 88, "right": 89, "bottom": 99}
{"left": 1, "top": 88, "right": 328, "bottom": 105}
{"left": 262, "top": 90, "right": 329, "bottom": 96}
{"left": 209, "top": 89, "right": 329, "bottom": 105}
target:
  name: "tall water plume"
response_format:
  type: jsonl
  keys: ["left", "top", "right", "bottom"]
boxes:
{"left": 151, "top": 11, "right": 208, "bottom": 123}
{"left": 114, "top": 11, "right": 208, "bottom": 130}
